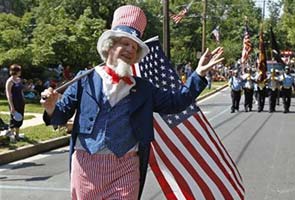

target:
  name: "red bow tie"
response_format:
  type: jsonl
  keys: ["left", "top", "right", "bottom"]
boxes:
{"left": 103, "top": 66, "right": 133, "bottom": 85}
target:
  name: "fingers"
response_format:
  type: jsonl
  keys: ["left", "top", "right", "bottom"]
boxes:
{"left": 199, "top": 48, "right": 210, "bottom": 62}
{"left": 210, "top": 47, "right": 224, "bottom": 63}
{"left": 211, "top": 46, "right": 222, "bottom": 55}
{"left": 196, "top": 46, "right": 224, "bottom": 77}
{"left": 40, "top": 88, "right": 59, "bottom": 104}
{"left": 209, "top": 57, "right": 225, "bottom": 67}
{"left": 40, "top": 88, "right": 59, "bottom": 116}
{"left": 203, "top": 48, "right": 209, "bottom": 55}
{"left": 203, "top": 47, "right": 223, "bottom": 64}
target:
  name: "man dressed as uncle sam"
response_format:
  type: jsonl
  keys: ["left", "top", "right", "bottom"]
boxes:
{"left": 40, "top": 5, "right": 224, "bottom": 199}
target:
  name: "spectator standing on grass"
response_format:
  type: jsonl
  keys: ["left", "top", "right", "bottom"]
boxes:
{"left": 5, "top": 64, "right": 25, "bottom": 142}
{"left": 40, "top": 5, "right": 224, "bottom": 199}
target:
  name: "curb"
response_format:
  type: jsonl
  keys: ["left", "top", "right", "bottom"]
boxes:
{"left": 197, "top": 84, "right": 228, "bottom": 101}
{"left": 0, "top": 135, "right": 70, "bottom": 165}
{"left": 0, "top": 84, "right": 228, "bottom": 165}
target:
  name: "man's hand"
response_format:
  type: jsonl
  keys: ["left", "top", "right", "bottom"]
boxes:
{"left": 40, "top": 87, "right": 59, "bottom": 116}
{"left": 196, "top": 47, "right": 224, "bottom": 77}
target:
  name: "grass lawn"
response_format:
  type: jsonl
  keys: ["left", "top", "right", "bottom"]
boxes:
{"left": 0, "top": 124, "right": 67, "bottom": 153}
{"left": 200, "top": 81, "right": 227, "bottom": 97}
{"left": 0, "top": 97, "right": 44, "bottom": 113}
{"left": 0, "top": 113, "right": 35, "bottom": 121}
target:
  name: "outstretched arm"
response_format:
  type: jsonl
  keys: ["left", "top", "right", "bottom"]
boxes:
{"left": 195, "top": 47, "right": 224, "bottom": 77}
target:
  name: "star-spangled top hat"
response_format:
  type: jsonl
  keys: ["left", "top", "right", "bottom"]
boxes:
{"left": 97, "top": 5, "right": 150, "bottom": 63}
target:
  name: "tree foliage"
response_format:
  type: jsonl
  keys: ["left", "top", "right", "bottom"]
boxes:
{"left": 0, "top": 0, "right": 294, "bottom": 78}
{"left": 280, "top": 0, "right": 295, "bottom": 46}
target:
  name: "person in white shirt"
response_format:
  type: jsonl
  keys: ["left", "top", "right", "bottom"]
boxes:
{"left": 241, "top": 67, "right": 255, "bottom": 112}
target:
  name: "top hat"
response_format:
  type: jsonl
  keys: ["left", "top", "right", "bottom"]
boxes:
{"left": 97, "top": 5, "right": 150, "bottom": 63}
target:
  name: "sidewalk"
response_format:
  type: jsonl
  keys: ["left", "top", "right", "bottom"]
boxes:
{"left": 0, "top": 84, "right": 228, "bottom": 165}
{"left": 0, "top": 111, "right": 43, "bottom": 128}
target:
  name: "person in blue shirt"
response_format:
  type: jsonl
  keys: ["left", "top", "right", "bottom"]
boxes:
{"left": 40, "top": 5, "right": 224, "bottom": 200}
{"left": 280, "top": 66, "right": 295, "bottom": 113}
{"left": 228, "top": 70, "right": 243, "bottom": 113}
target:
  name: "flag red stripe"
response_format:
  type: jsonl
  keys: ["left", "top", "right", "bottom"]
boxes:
{"left": 241, "top": 32, "right": 252, "bottom": 63}
{"left": 180, "top": 118, "right": 235, "bottom": 199}
{"left": 194, "top": 114, "right": 245, "bottom": 199}
{"left": 199, "top": 111, "right": 244, "bottom": 183}
{"left": 149, "top": 147, "right": 178, "bottom": 200}
{"left": 170, "top": 8, "right": 187, "bottom": 24}
{"left": 151, "top": 136, "right": 195, "bottom": 199}
{"left": 154, "top": 119, "right": 215, "bottom": 199}
{"left": 196, "top": 113, "right": 244, "bottom": 191}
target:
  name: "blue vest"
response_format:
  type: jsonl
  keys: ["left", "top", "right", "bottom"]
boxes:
{"left": 78, "top": 94, "right": 137, "bottom": 157}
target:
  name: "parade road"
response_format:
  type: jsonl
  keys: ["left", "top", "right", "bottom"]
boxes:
{"left": 1, "top": 87, "right": 295, "bottom": 200}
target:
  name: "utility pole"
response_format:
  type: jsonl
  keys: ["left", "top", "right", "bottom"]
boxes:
{"left": 163, "top": 0, "right": 170, "bottom": 59}
{"left": 201, "top": 0, "right": 207, "bottom": 53}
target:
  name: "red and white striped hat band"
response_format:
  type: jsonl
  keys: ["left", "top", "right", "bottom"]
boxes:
{"left": 97, "top": 5, "right": 150, "bottom": 63}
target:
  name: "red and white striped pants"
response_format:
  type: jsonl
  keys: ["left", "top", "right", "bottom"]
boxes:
{"left": 71, "top": 150, "right": 140, "bottom": 200}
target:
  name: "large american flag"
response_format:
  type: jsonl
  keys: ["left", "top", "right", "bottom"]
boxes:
{"left": 241, "top": 25, "right": 252, "bottom": 64}
{"left": 135, "top": 37, "right": 245, "bottom": 199}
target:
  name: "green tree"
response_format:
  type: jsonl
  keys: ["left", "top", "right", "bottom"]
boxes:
{"left": 280, "top": 0, "right": 295, "bottom": 46}
{"left": 30, "top": 0, "right": 125, "bottom": 69}
{"left": 0, "top": 12, "right": 34, "bottom": 69}
{"left": 1, "top": 0, "right": 294, "bottom": 76}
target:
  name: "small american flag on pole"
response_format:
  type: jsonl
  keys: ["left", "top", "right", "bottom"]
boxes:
{"left": 212, "top": 26, "right": 221, "bottom": 44}
{"left": 241, "top": 25, "right": 252, "bottom": 64}
{"left": 170, "top": 8, "right": 188, "bottom": 24}
{"left": 170, "top": 0, "right": 194, "bottom": 24}
{"left": 134, "top": 36, "right": 245, "bottom": 199}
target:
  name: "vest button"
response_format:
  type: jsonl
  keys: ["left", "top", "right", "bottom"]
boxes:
{"left": 89, "top": 117, "right": 94, "bottom": 121}
{"left": 87, "top": 127, "right": 91, "bottom": 131}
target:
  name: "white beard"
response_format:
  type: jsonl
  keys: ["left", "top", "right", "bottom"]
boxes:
{"left": 114, "top": 59, "right": 132, "bottom": 77}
